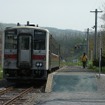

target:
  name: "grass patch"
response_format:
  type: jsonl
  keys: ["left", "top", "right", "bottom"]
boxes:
{"left": 60, "top": 61, "right": 82, "bottom": 66}
{"left": 87, "top": 61, "right": 105, "bottom": 74}
{"left": 94, "top": 67, "right": 105, "bottom": 73}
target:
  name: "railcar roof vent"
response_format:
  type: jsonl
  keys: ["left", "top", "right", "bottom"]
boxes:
{"left": 26, "top": 21, "right": 35, "bottom": 26}
{"left": 29, "top": 24, "right": 35, "bottom": 26}
{"left": 27, "top": 21, "right": 29, "bottom": 26}
{"left": 17, "top": 23, "right": 20, "bottom": 26}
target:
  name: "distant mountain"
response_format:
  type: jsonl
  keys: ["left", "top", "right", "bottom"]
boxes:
{"left": 0, "top": 22, "right": 82, "bottom": 32}
{"left": 45, "top": 27, "right": 83, "bottom": 33}
{"left": 44, "top": 27, "right": 84, "bottom": 40}
{"left": 0, "top": 23, "right": 16, "bottom": 30}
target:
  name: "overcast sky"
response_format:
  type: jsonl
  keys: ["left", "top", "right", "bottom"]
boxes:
{"left": 0, "top": 0, "right": 104, "bottom": 31}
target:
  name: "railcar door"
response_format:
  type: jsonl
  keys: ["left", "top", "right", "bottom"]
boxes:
{"left": 17, "top": 34, "right": 32, "bottom": 68}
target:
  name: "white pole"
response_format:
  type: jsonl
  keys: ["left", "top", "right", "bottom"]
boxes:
{"left": 99, "top": 31, "right": 102, "bottom": 78}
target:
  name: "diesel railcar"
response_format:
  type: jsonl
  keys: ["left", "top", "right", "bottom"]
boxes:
{"left": 2, "top": 22, "right": 60, "bottom": 82}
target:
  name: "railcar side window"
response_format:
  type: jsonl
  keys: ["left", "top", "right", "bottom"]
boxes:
{"left": 50, "top": 36, "right": 59, "bottom": 55}
{"left": 34, "top": 30, "right": 46, "bottom": 50}
{"left": 5, "top": 30, "right": 17, "bottom": 49}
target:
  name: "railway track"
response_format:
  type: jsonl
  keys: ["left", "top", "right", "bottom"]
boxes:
{"left": 0, "top": 87, "right": 13, "bottom": 95}
{"left": 0, "top": 87, "right": 34, "bottom": 105}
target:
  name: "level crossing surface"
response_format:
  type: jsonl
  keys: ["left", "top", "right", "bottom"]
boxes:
{"left": 44, "top": 66, "right": 105, "bottom": 105}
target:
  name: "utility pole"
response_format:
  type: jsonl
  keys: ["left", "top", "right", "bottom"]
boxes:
{"left": 87, "top": 28, "right": 89, "bottom": 59}
{"left": 90, "top": 9, "right": 102, "bottom": 60}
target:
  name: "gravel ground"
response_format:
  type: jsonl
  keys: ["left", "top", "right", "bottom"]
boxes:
{"left": 23, "top": 93, "right": 50, "bottom": 105}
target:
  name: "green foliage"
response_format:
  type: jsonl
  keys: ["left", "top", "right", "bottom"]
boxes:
{"left": 60, "top": 61, "right": 82, "bottom": 66}
{"left": 87, "top": 60, "right": 105, "bottom": 73}
{"left": 87, "top": 60, "right": 96, "bottom": 70}
{"left": 93, "top": 67, "right": 105, "bottom": 73}
{"left": 101, "top": 67, "right": 105, "bottom": 73}
{"left": 88, "top": 64, "right": 96, "bottom": 70}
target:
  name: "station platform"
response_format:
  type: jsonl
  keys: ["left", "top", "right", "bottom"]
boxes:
{"left": 44, "top": 66, "right": 105, "bottom": 105}
{"left": 45, "top": 66, "right": 98, "bottom": 92}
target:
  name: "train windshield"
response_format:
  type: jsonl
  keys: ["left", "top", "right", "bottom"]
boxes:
{"left": 5, "top": 30, "right": 17, "bottom": 49}
{"left": 34, "top": 30, "right": 46, "bottom": 50}
{"left": 19, "top": 36, "right": 30, "bottom": 50}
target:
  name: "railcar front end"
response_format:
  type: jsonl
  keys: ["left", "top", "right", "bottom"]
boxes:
{"left": 2, "top": 23, "right": 60, "bottom": 82}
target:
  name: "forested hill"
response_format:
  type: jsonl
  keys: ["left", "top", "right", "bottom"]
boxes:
{"left": 45, "top": 27, "right": 85, "bottom": 61}
{"left": 0, "top": 23, "right": 85, "bottom": 61}
{"left": 0, "top": 23, "right": 16, "bottom": 30}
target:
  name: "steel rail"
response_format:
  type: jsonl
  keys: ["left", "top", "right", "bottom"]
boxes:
{"left": 0, "top": 87, "right": 13, "bottom": 95}
{"left": 3, "top": 87, "right": 33, "bottom": 105}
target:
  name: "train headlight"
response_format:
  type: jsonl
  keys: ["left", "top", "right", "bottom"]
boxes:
{"left": 35, "top": 62, "right": 43, "bottom": 67}
{"left": 36, "top": 62, "right": 40, "bottom": 67}
{"left": 39, "top": 63, "right": 43, "bottom": 67}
